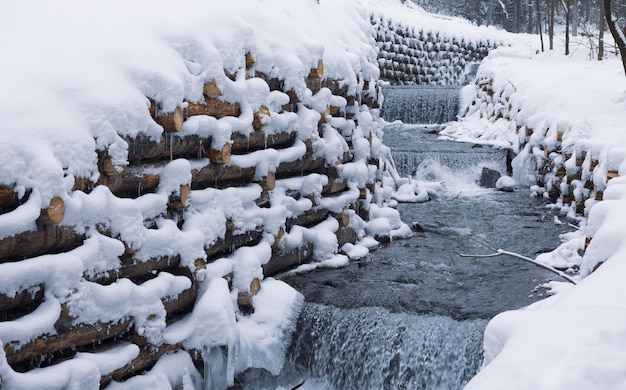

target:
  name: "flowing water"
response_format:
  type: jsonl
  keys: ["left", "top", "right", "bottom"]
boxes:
{"left": 235, "top": 88, "right": 573, "bottom": 390}
{"left": 380, "top": 86, "right": 461, "bottom": 124}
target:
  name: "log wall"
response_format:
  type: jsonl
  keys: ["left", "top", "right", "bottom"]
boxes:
{"left": 0, "top": 52, "right": 384, "bottom": 386}
{"left": 372, "top": 15, "right": 500, "bottom": 85}
{"left": 467, "top": 76, "right": 619, "bottom": 256}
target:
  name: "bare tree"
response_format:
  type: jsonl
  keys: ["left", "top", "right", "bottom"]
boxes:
{"left": 537, "top": 0, "right": 545, "bottom": 51}
{"left": 599, "top": 0, "right": 606, "bottom": 59}
{"left": 603, "top": 0, "right": 626, "bottom": 74}
{"left": 548, "top": 0, "right": 556, "bottom": 50}
{"left": 564, "top": 0, "right": 572, "bottom": 55}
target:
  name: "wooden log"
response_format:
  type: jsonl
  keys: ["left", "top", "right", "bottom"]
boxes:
{"left": 556, "top": 130, "right": 564, "bottom": 141}
{"left": 256, "top": 172, "right": 276, "bottom": 191}
{"left": 192, "top": 164, "right": 256, "bottom": 190}
{"left": 37, "top": 197, "right": 65, "bottom": 225}
{"left": 0, "top": 186, "right": 30, "bottom": 214}
{"left": 0, "top": 284, "right": 45, "bottom": 319}
{"left": 607, "top": 170, "right": 619, "bottom": 180}
{"left": 273, "top": 227, "right": 286, "bottom": 251}
{"left": 163, "top": 283, "right": 197, "bottom": 316}
{"left": 0, "top": 225, "right": 83, "bottom": 264}
{"left": 208, "top": 143, "right": 232, "bottom": 164}
{"left": 154, "top": 106, "right": 184, "bottom": 133}
{"left": 263, "top": 242, "right": 314, "bottom": 276}
{"left": 185, "top": 99, "right": 241, "bottom": 119}
{"left": 245, "top": 52, "right": 255, "bottom": 69}
{"left": 203, "top": 80, "right": 222, "bottom": 99}
{"left": 309, "top": 59, "right": 324, "bottom": 79}
{"left": 102, "top": 343, "right": 183, "bottom": 386}
{"left": 252, "top": 106, "right": 271, "bottom": 130}
{"left": 332, "top": 209, "right": 351, "bottom": 227}
{"left": 5, "top": 317, "right": 134, "bottom": 365}
{"left": 237, "top": 278, "right": 262, "bottom": 309}
{"left": 336, "top": 226, "right": 357, "bottom": 247}
{"left": 168, "top": 184, "right": 191, "bottom": 210}
{"left": 286, "top": 208, "right": 330, "bottom": 231}
{"left": 231, "top": 129, "right": 296, "bottom": 154}
{"left": 126, "top": 134, "right": 205, "bottom": 163}
{"left": 99, "top": 166, "right": 160, "bottom": 198}
{"left": 205, "top": 228, "right": 264, "bottom": 260}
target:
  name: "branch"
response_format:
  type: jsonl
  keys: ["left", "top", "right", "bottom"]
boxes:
{"left": 459, "top": 249, "right": 578, "bottom": 284}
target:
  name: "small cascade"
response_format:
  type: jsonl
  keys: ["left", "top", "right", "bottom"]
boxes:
{"left": 384, "top": 124, "right": 508, "bottom": 183}
{"left": 238, "top": 303, "right": 487, "bottom": 390}
{"left": 393, "top": 150, "right": 508, "bottom": 179}
{"left": 381, "top": 86, "right": 461, "bottom": 124}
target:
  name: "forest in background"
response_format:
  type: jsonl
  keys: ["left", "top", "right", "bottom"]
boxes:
{"left": 411, "top": 0, "right": 626, "bottom": 60}
{"left": 411, "top": 0, "right": 625, "bottom": 35}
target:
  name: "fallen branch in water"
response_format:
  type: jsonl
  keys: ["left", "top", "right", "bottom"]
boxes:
{"left": 459, "top": 249, "right": 578, "bottom": 285}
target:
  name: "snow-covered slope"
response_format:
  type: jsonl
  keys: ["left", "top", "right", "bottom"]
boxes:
{"left": 442, "top": 47, "right": 626, "bottom": 389}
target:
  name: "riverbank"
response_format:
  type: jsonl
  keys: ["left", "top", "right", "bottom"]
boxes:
{"left": 442, "top": 49, "right": 626, "bottom": 389}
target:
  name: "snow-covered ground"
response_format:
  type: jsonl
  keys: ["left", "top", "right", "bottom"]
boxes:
{"left": 4, "top": 0, "right": 625, "bottom": 387}
{"left": 442, "top": 41, "right": 626, "bottom": 388}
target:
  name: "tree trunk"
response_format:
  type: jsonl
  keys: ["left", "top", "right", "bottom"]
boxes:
{"left": 565, "top": 0, "right": 571, "bottom": 55}
{"left": 599, "top": 0, "right": 606, "bottom": 60}
{"left": 537, "top": 0, "right": 545, "bottom": 51}
{"left": 604, "top": 0, "right": 626, "bottom": 75}
{"left": 487, "top": 0, "right": 494, "bottom": 26}
{"left": 548, "top": 0, "right": 555, "bottom": 50}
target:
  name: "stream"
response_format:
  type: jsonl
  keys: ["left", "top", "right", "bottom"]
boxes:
{"left": 235, "top": 87, "right": 573, "bottom": 389}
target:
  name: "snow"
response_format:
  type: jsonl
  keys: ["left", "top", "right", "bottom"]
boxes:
{"left": 439, "top": 35, "right": 626, "bottom": 390}
{"left": 0, "top": 0, "right": 408, "bottom": 386}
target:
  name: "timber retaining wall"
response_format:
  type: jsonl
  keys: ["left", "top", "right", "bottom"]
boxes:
{"left": 372, "top": 15, "right": 500, "bottom": 85}
{"left": 0, "top": 52, "right": 384, "bottom": 386}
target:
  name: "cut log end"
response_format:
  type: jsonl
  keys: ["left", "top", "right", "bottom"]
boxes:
{"left": 252, "top": 106, "right": 271, "bottom": 130}
{"left": 259, "top": 172, "right": 276, "bottom": 191}
{"left": 168, "top": 184, "right": 191, "bottom": 209}
{"left": 245, "top": 52, "right": 255, "bottom": 69}
{"left": 38, "top": 197, "right": 65, "bottom": 225}
{"left": 208, "top": 143, "right": 232, "bottom": 164}
{"left": 155, "top": 106, "right": 184, "bottom": 133}
{"left": 203, "top": 80, "right": 222, "bottom": 99}
{"left": 308, "top": 59, "right": 324, "bottom": 79}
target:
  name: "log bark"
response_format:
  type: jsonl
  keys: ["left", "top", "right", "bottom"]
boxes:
{"left": 0, "top": 284, "right": 44, "bottom": 314}
{"left": 0, "top": 186, "right": 30, "bottom": 214}
{"left": 99, "top": 166, "right": 160, "bottom": 198}
{"left": 263, "top": 242, "right": 314, "bottom": 276}
{"left": 126, "top": 134, "right": 205, "bottom": 163}
{"left": 102, "top": 342, "right": 183, "bottom": 386}
{"left": 163, "top": 283, "right": 197, "bottom": 316}
{"left": 0, "top": 225, "right": 84, "bottom": 264}
{"left": 5, "top": 317, "right": 133, "bottom": 365}
{"left": 186, "top": 99, "right": 241, "bottom": 119}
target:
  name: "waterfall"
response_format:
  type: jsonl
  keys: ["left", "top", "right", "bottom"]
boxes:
{"left": 240, "top": 303, "right": 487, "bottom": 390}
{"left": 381, "top": 86, "right": 461, "bottom": 124}
{"left": 392, "top": 150, "right": 508, "bottom": 178}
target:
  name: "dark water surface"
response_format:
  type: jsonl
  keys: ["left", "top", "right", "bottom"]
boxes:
{"left": 236, "top": 124, "right": 573, "bottom": 390}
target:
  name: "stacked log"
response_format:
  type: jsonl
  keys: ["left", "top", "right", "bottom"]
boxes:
{"left": 372, "top": 15, "right": 500, "bottom": 85}
{"left": 0, "top": 49, "right": 383, "bottom": 385}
